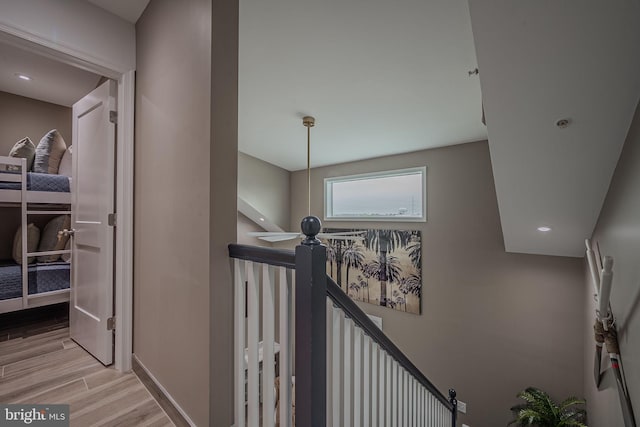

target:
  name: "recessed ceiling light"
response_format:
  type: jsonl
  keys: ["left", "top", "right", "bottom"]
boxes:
{"left": 16, "top": 73, "right": 32, "bottom": 81}
{"left": 537, "top": 226, "right": 552, "bottom": 232}
{"left": 259, "top": 217, "right": 265, "bottom": 222}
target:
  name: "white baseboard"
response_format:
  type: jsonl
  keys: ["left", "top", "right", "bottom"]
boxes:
{"left": 132, "top": 354, "right": 197, "bottom": 427}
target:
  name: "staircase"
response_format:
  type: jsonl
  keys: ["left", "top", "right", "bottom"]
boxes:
{"left": 229, "top": 217, "right": 457, "bottom": 427}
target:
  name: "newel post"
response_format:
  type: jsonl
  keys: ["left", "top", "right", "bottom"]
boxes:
{"left": 295, "top": 215, "right": 327, "bottom": 427}
{"left": 450, "top": 388, "right": 458, "bottom": 427}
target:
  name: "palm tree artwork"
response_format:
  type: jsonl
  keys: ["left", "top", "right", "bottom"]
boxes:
{"left": 343, "top": 243, "right": 365, "bottom": 290}
{"left": 324, "top": 228, "right": 422, "bottom": 314}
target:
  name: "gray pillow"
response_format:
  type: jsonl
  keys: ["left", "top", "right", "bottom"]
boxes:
{"left": 12, "top": 223, "right": 40, "bottom": 265}
{"left": 34, "top": 130, "right": 67, "bottom": 174}
{"left": 7, "top": 137, "right": 36, "bottom": 172}
{"left": 58, "top": 145, "right": 72, "bottom": 177}
{"left": 37, "top": 215, "right": 71, "bottom": 263}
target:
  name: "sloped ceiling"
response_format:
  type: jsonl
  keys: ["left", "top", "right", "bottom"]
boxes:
{"left": 469, "top": 0, "right": 640, "bottom": 257}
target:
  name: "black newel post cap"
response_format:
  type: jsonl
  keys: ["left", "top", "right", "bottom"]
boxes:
{"left": 301, "top": 215, "right": 322, "bottom": 245}
{"left": 449, "top": 388, "right": 457, "bottom": 402}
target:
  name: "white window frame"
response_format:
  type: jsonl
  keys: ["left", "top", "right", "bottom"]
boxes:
{"left": 324, "top": 166, "right": 427, "bottom": 222}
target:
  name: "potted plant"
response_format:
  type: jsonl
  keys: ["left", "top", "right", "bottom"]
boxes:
{"left": 509, "top": 387, "right": 587, "bottom": 427}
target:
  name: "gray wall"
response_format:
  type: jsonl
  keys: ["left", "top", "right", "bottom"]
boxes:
{"left": 290, "top": 141, "right": 585, "bottom": 426}
{"left": 209, "top": 0, "right": 238, "bottom": 424}
{"left": 238, "top": 151, "right": 290, "bottom": 230}
{"left": 585, "top": 100, "right": 640, "bottom": 425}
{"left": 0, "top": 91, "right": 71, "bottom": 157}
{"left": 134, "top": 0, "right": 213, "bottom": 425}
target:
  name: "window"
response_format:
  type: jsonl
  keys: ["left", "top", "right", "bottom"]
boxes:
{"left": 324, "top": 166, "right": 426, "bottom": 221}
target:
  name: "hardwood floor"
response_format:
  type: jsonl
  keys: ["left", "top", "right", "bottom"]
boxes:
{"left": 0, "top": 325, "right": 175, "bottom": 427}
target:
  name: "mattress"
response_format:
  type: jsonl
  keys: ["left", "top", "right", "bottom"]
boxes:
{"left": 0, "top": 261, "right": 70, "bottom": 301}
{"left": 0, "top": 172, "right": 70, "bottom": 193}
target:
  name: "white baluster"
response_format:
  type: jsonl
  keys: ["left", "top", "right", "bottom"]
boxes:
{"left": 392, "top": 360, "right": 398, "bottom": 427}
{"left": 429, "top": 393, "right": 434, "bottom": 427}
{"left": 371, "top": 341, "right": 378, "bottom": 427}
{"left": 420, "top": 385, "right": 424, "bottom": 427}
{"left": 413, "top": 379, "right": 420, "bottom": 427}
{"left": 262, "top": 264, "right": 275, "bottom": 427}
{"left": 363, "top": 335, "right": 370, "bottom": 427}
{"left": 326, "top": 299, "right": 333, "bottom": 425}
{"left": 332, "top": 306, "right": 342, "bottom": 426}
{"left": 234, "top": 259, "right": 246, "bottom": 427}
{"left": 278, "top": 267, "right": 292, "bottom": 427}
{"left": 246, "top": 261, "right": 260, "bottom": 427}
{"left": 353, "top": 326, "right": 362, "bottom": 427}
{"left": 344, "top": 317, "right": 353, "bottom": 427}
{"left": 386, "top": 354, "right": 392, "bottom": 427}
{"left": 403, "top": 370, "right": 408, "bottom": 427}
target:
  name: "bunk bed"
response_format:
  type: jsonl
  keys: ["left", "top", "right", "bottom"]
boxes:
{"left": 0, "top": 156, "right": 72, "bottom": 314}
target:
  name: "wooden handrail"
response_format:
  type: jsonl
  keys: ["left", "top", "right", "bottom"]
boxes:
{"left": 228, "top": 244, "right": 295, "bottom": 269}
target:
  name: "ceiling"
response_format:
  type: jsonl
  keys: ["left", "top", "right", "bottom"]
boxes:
{"left": 469, "top": 0, "right": 640, "bottom": 257}
{"left": 0, "top": 40, "right": 101, "bottom": 107}
{"left": 86, "top": 0, "right": 150, "bottom": 23}
{"left": 3, "top": 0, "right": 640, "bottom": 258}
{"left": 238, "top": 0, "right": 487, "bottom": 171}
{"left": 238, "top": 0, "right": 640, "bottom": 258}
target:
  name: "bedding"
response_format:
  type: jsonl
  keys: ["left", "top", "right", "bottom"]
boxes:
{"left": 0, "top": 261, "right": 70, "bottom": 301}
{"left": 0, "top": 172, "right": 70, "bottom": 193}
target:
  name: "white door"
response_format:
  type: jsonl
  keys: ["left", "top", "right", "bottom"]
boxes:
{"left": 70, "top": 80, "right": 116, "bottom": 365}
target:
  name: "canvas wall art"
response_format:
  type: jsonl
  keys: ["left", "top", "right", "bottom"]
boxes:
{"left": 323, "top": 228, "right": 422, "bottom": 314}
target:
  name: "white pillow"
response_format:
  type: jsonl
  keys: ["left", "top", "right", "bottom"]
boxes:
{"left": 58, "top": 145, "right": 72, "bottom": 177}
{"left": 12, "top": 223, "right": 40, "bottom": 265}
{"left": 34, "top": 129, "right": 67, "bottom": 174}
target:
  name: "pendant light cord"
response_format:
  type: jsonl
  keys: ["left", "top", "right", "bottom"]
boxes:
{"left": 307, "top": 123, "right": 311, "bottom": 216}
{"left": 302, "top": 116, "right": 315, "bottom": 217}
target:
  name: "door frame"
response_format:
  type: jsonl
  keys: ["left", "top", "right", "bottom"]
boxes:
{"left": 0, "top": 25, "right": 135, "bottom": 372}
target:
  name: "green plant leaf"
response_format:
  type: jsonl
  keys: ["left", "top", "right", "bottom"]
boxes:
{"left": 510, "top": 387, "right": 587, "bottom": 427}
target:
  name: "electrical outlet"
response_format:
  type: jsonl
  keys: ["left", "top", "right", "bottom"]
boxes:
{"left": 457, "top": 400, "right": 467, "bottom": 413}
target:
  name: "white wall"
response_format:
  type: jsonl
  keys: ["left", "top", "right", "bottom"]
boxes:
{"left": 0, "top": 0, "right": 135, "bottom": 73}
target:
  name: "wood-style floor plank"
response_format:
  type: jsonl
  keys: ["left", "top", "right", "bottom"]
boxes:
{"left": 0, "top": 327, "right": 175, "bottom": 427}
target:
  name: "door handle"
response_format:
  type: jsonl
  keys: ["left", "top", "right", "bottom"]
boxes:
{"left": 59, "top": 229, "right": 76, "bottom": 237}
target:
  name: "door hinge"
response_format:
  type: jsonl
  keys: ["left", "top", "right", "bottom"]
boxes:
{"left": 108, "top": 213, "right": 117, "bottom": 227}
{"left": 107, "top": 316, "right": 116, "bottom": 331}
{"left": 109, "top": 110, "right": 117, "bottom": 124}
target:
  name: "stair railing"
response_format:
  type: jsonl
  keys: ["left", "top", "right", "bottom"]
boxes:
{"left": 229, "top": 216, "right": 457, "bottom": 427}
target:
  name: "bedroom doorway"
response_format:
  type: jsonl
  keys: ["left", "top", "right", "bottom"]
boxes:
{"left": 0, "top": 30, "right": 135, "bottom": 371}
